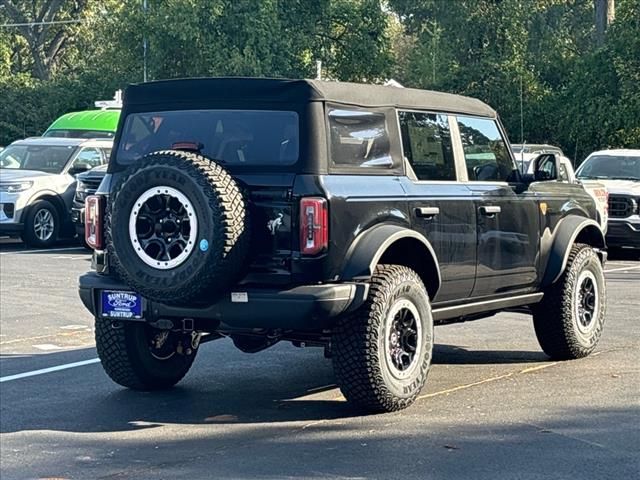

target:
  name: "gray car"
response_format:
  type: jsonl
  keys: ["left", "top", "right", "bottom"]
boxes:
{"left": 0, "top": 137, "right": 112, "bottom": 247}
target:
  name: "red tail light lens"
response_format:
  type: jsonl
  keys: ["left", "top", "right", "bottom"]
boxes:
{"left": 85, "top": 195, "right": 104, "bottom": 249}
{"left": 300, "top": 197, "right": 328, "bottom": 255}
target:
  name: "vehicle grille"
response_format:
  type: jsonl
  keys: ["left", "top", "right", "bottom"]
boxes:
{"left": 608, "top": 195, "right": 636, "bottom": 218}
{"left": 75, "top": 177, "right": 103, "bottom": 203}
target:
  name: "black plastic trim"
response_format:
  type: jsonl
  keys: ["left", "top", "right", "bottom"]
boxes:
{"left": 78, "top": 273, "right": 369, "bottom": 331}
{"left": 432, "top": 293, "right": 543, "bottom": 322}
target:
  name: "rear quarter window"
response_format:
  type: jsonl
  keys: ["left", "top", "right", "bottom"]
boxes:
{"left": 328, "top": 108, "right": 394, "bottom": 170}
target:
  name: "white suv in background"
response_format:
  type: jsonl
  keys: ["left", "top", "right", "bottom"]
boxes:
{"left": 576, "top": 149, "right": 640, "bottom": 252}
{"left": 0, "top": 137, "right": 112, "bottom": 247}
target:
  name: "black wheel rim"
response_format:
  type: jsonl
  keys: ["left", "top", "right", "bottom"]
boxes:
{"left": 386, "top": 300, "right": 421, "bottom": 378}
{"left": 129, "top": 186, "right": 198, "bottom": 269}
{"left": 577, "top": 273, "right": 598, "bottom": 331}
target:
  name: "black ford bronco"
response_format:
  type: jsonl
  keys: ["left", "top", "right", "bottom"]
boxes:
{"left": 79, "top": 78, "right": 607, "bottom": 413}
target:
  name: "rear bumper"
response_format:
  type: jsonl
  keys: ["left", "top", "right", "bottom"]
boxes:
{"left": 606, "top": 218, "right": 640, "bottom": 249}
{"left": 78, "top": 272, "right": 369, "bottom": 331}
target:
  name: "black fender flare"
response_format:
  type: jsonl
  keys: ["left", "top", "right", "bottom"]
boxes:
{"left": 340, "top": 224, "right": 442, "bottom": 295}
{"left": 541, "top": 216, "right": 606, "bottom": 287}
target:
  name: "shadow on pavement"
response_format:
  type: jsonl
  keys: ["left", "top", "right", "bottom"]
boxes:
{"left": 0, "top": 237, "right": 85, "bottom": 252}
{"left": 0, "top": 338, "right": 552, "bottom": 435}
{"left": 433, "top": 344, "right": 549, "bottom": 364}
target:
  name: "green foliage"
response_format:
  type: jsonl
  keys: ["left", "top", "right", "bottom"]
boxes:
{"left": 0, "top": 0, "right": 638, "bottom": 159}
{"left": 389, "top": 0, "right": 639, "bottom": 162}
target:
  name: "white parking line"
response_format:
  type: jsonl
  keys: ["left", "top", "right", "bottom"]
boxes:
{"left": 0, "top": 246, "right": 86, "bottom": 255}
{"left": 604, "top": 265, "right": 640, "bottom": 273}
{"left": 0, "top": 358, "right": 100, "bottom": 383}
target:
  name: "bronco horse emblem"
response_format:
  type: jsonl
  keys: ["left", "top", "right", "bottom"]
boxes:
{"left": 267, "top": 213, "right": 284, "bottom": 236}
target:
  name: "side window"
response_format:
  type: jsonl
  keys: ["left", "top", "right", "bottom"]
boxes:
{"left": 72, "top": 147, "right": 103, "bottom": 168}
{"left": 457, "top": 116, "right": 515, "bottom": 182}
{"left": 102, "top": 148, "right": 112, "bottom": 163}
{"left": 558, "top": 161, "right": 569, "bottom": 182}
{"left": 398, "top": 111, "right": 456, "bottom": 181}
{"left": 328, "top": 108, "right": 393, "bottom": 169}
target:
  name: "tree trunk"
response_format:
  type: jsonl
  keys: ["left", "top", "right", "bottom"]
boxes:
{"left": 595, "top": 0, "right": 616, "bottom": 47}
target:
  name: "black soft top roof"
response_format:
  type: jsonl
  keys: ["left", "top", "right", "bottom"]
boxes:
{"left": 124, "top": 77, "right": 496, "bottom": 118}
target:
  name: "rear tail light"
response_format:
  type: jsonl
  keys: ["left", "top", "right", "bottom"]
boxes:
{"left": 85, "top": 195, "right": 104, "bottom": 249}
{"left": 300, "top": 197, "right": 328, "bottom": 255}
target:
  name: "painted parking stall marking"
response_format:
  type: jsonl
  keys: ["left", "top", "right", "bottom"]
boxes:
{"left": 604, "top": 265, "right": 640, "bottom": 273}
{"left": 0, "top": 358, "right": 100, "bottom": 383}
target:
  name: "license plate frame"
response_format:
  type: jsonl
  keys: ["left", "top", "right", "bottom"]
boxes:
{"left": 100, "top": 290, "right": 143, "bottom": 319}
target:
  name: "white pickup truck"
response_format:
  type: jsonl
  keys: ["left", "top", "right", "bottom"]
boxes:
{"left": 523, "top": 154, "right": 609, "bottom": 234}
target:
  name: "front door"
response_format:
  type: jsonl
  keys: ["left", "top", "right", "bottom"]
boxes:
{"left": 456, "top": 115, "right": 540, "bottom": 297}
{"left": 398, "top": 111, "right": 476, "bottom": 302}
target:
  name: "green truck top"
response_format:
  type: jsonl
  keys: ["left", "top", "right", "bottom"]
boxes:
{"left": 43, "top": 110, "right": 120, "bottom": 139}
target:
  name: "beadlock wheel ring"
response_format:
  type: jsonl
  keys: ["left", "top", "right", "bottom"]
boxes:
{"left": 574, "top": 270, "right": 599, "bottom": 335}
{"left": 128, "top": 186, "right": 199, "bottom": 270}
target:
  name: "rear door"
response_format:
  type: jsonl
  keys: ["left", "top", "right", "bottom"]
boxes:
{"left": 455, "top": 115, "right": 540, "bottom": 297}
{"left": 398, "top": 111, "right": 476, "bottom": 302}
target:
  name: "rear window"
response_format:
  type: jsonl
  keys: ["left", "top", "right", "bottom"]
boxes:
{"left": 116, "top": 110, "right": 299, "bottom": 166}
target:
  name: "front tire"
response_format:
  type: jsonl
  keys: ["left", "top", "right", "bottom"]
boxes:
{"left": 533, "top": 243, "right": 606, "bottom": 359}
{"left": 22, "top": 200, "right": 59, "bottom": 248}
{"left": 95, "top": 317, "right": 198, "bottom": 390}
{"left": 332, "top": 265, "right": 433, "bottom": 413}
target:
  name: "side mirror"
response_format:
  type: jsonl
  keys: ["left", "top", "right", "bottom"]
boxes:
{"left": 533, "top": 153, "right": 559, "bottom": 181}
{"left": 69, "top": 163, "right": 91, "bottom": 176}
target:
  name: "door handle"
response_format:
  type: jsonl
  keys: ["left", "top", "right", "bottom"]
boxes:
{"left": 480, "top": 206, "right": 501, "bottom": 216}
{"left": 415, "top": 207, "right": 440, "bottom": 218}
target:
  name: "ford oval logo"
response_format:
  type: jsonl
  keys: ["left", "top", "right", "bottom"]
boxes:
{"left": 107, "top": 292, "right": 138, "bottom": 309}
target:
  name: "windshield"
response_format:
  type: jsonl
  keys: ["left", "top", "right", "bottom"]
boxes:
{"left": 0, "top": 144, "right": 77, "bottom": 173}
{"left": 577, "top": 155, "right": 640, "bottom": 181}
{"left": 117, "top": 109, "right": 299, "bottom": 166}
{"left": 43, "top": 129, "right": 115, "bottom": 139}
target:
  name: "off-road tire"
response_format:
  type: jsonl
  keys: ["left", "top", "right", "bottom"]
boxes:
{"left": 22, "top": 200, "right": 59, "bottom": 248}
{"left": 332, "top": 265, "right": 433, "bottom": 413}
{"left": 95, "top": 316, "right": 197, "bottom": 390}
{"left": 533, "top": 243, "right": 606, "bottom": 359}
{"left": 108, "top": 150, "right": 249, "bottom": 305}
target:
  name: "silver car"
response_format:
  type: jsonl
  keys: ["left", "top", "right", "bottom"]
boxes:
{"left": 0, "top": 137, "right": 112, "bottom": 247}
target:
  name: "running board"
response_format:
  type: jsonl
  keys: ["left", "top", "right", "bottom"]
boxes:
{"left": 432, "top": 293, "right": 544, "bottom": 322}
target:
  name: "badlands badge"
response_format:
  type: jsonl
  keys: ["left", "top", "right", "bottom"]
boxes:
{"left": 540, "top": 202, "right": 548, "bottom": 216}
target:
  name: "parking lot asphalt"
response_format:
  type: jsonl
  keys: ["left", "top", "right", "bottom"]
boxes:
{"left": 0, "top": 239, "right": 639, "bottom": 480}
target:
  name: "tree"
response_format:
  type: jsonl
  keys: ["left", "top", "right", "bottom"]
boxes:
{"left": 0, "top": 0, "right": 91, "bottom": 80}
{"left": 595, "top": 0, "right": 615, "bottom": 46}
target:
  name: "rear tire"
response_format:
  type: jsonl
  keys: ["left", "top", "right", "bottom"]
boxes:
{"left": 22, "top": 200, "right": 59, "bottom": 248}
{"left": 332, "top": 265, "right": 433, "bottom": 413}
{"left": 533, "top": 243, "right": 606, "bottom": 359}
{"left": 95, "top": 317, "right": 197, "bottom": 390}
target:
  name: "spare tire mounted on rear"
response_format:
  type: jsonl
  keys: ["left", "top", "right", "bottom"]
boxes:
{"left": 109, "top": 150, "right": 249, "bottom": 305}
